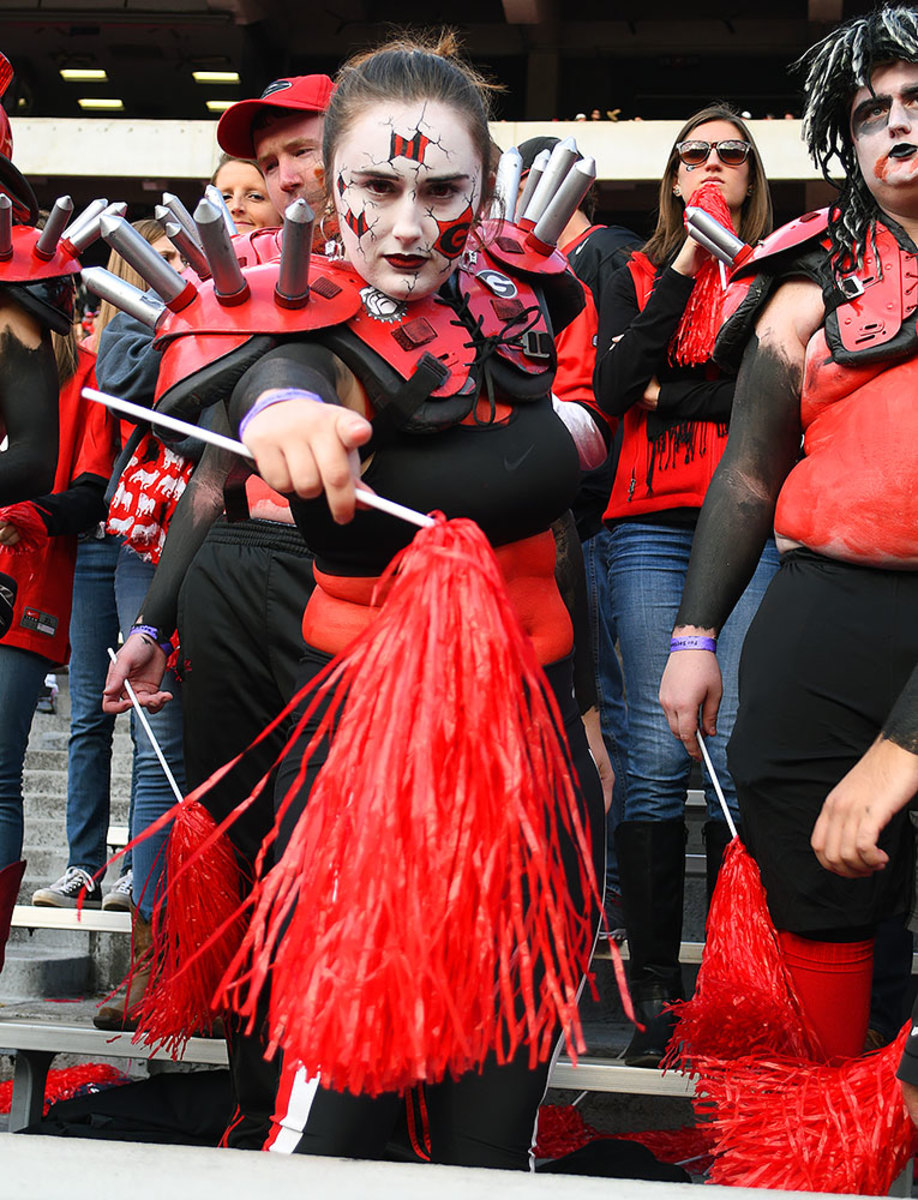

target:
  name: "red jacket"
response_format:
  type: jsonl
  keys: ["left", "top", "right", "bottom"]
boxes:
{"left": 1, "top": 345, "right": 115, "bottom": 663}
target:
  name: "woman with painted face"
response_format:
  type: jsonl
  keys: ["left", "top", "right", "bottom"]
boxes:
{"left": 201, "top": 35, "right": 611, "bottom": 1165}
{"left": 591, "top": 106, "right": 777, "bottom": 1068}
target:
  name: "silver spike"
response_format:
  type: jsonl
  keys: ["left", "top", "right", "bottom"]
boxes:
{"left": 163, "top": 219, "right": 212, "bottom": 281}
{"left": 162, "top": 192, "right": 203, "bottom": 250}
{"left": 66, "top": 201, "right": 128, "bottom": 255}
{"left": 82, "top": 267, "right": 166, "bottom": 328}
{"left": 531, "top": 157, "right": 596, "bottom": 249}
{"left": 194, "top": 198, "right": 248, "bottom": 305}
{"left": 100, "top": 214, "right": 197, "bottom": 312}
{"left": 490, "top": 147, "right": 523, "bottom": 222}
{"left": 0, "top": 195, "right": 11, "bottom": 261}
{"left": 515, "top": 149, "right": 550, "bottom": 225}
{"left": 204, "top": 184, "right": 238, "bottom": 238}
{"left": 62, "top": 198, "right": 108, "bottom": 249}
{"left": 275, "top": 199, "right": 314, "bottom": 308}
{"left": 518, "top": 138, "right": 578, "bottom": 229}
{"left": 684, "top": 207, "right": 748, "bottom": 265}
{"left": 34, "top": 196, "right": 74, "bottom": 260}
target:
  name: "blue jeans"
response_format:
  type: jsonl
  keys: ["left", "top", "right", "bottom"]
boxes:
{"left": 114, "top": 543, "right": 186, "bottom": 920}
{"left": 582, "top": 528, "right": 629, "bottom": 893}
{"left": 607, "top": 522, "right": 779, "bottom": 824}
{"left": 0, "top": 646, "right": 55, "bottom": 868}
{"left": 67, "top": 534, "right": 123, "bottom": 878}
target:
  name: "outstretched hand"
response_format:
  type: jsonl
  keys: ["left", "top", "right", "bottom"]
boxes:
{"left": 102, "top": 635, "right": 172, "bottom": 715}
{"left": 811, "top": 737, "right": 918, "bottom": 878}
{"left": 241, "top": 394, "right": 373, "bottom": 525}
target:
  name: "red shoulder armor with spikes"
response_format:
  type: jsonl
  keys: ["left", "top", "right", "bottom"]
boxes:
{"left": 0, "top": 226, "right": 80, "bottom": 335}
{"left": 713, "top": 208, "right": 831, "bottom": 372}
{"left": 154, "top": 222, "right": 573, "bottom": 414}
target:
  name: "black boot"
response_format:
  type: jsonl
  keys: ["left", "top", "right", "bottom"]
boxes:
{"left": 703, "top": 818, "right": 735, "bottom": 911}
{"left": 615, "top": 819, "right": 687, "bottom": 1068}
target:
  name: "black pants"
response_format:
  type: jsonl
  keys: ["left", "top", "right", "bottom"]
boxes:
{"left": 177, "top": 517, "right": 315, "bottom": 1150}
{"left": 267, "top": 653, "right": 605, "bottom": 1168}
{"left": 729, "top": 549, "right": 917, "bottom": 935}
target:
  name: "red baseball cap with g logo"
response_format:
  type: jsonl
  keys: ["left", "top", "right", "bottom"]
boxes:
{"left": 217, "top": 74, "right": 335, "bottom": 159}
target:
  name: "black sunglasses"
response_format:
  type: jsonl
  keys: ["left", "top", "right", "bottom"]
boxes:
{"left": 675, "top": 139, "right": 751, "bottom": 167}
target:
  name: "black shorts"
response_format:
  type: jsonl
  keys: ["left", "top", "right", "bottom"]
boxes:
{"left": 728, "top": 549, "right": 917, "bottom": 935}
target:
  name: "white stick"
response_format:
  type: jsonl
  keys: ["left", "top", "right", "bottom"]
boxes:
{"left": 83, "top": 386, "right": 435, "bottom": 530}
{"left": 107, "top": 646, "right": 184, "bottom": 807}
{"left": 697, "top": 730, "right": 738, "bottom": 840}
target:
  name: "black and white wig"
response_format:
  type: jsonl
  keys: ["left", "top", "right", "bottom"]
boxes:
{"left": 795, "top": 5, "right": 918, "bottom": 272}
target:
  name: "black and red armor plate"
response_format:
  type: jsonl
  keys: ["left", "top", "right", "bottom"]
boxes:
{"left": 153, "top": 221, "right": 567, "bottom": 406}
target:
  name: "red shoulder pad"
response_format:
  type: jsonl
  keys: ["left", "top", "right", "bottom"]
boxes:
{"left": 153, "top": 256, "right": 364, "bottom": 350}
{"left": 0, "top": 225, "right": 80, "bottom": 284}
{"left": 471, "top": 219, "right": 570, "bottom": 278}
{"left": 344, "top": 288, "right": 474, "bottom": 398}
{"left": 230, "top": 227, "right": 282, "bottom": 267}
{"left": 731, "top": 208, "right": 830, "bottom": 281}
{"left": 458, "top": 258, "right": 555, "bottom": 379}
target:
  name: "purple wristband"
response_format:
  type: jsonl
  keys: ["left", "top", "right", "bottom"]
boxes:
{"left": 670, "top": 635, "right": 717, "bottom": 653}
{"left": 130, "top": 624, "right": 173, "bottom": 656}
{"left": 238, "top": 388, "right": 323, "bottom": 439}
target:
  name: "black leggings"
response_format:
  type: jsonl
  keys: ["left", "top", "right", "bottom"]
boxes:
{"left": 267, "top": 653, "right": 605, "bottom": 1168}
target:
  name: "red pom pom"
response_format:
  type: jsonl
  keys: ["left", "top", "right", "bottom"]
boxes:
{"left": 0, "top": 501, "right": 49, "bottom": 553}
{"left": 694, "top": 1024, "right": 917, "bottom": 1193}
{"left": 134, "top": 798, "right": 246, "bottom": 1055}
{"left": 669, "top": 179, "right": 737, "bottom": 367}
{"left": 664, "top": 838, "right": 822, "bottom": 1068}
{"left": 219, "top": 516, "right": 600, "bottom": 1095}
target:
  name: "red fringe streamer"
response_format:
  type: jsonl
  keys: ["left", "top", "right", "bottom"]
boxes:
{"left": 693, "top": 1024, "right": 917, "bottom": 1193}
{"left": 0, "top": 1063, "right": 127, "bottom": 1116}
{"left": 669, "top": 180, "right": 735, "bottom": 367}
{"left": 133, "top": 798, "right": 247, "bottom": 1055}
{"left": 534, "top": 1105, "right": 715, "bottom": 1169}
{"left": 664, "top": 837, "right": 822, "bottom": 1069}
{"left": 218, "top": 515, "right": 599, "bottom": 1096}
{"left": 0, "top": 501, "right": 49, "bottom": 553}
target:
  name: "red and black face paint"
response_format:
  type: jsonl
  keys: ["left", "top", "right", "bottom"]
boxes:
{"left": 390, "top": 129, "right": 431, "bottom": 165}
{"left": 433, "top": 203, "right": 474, "bottom": 260}
{"left": 343, "top": 207, "right": 372, "bottom": 239}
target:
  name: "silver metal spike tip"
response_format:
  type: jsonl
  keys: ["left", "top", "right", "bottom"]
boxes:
{"left": 490, "top": 147, "right": 524, "bottom": 222}
{"left": 99, "top": 214, "right": 197, "bottom": 312}
{"left": 518, "top": 138, "right": 579, "bottom": 230}
{"left": 81, "top": 267, "right": 166, "bottom": 329}
{"left": 530, "top": 157, "right": 596, "bottom": 251}
{"left": 204, "top": 184, "right": 238, "bottom": 238}
{"left": 515, "top": 149, "right": 550, "bottom": 226}
{"left": 275, "top": 198, "right": 314, "bottom": 308}
{"left": 163, "top": 220, "right": 212, "bottom": 281}
{"left": 194, "top": 198, "right": 248, "bottom": 305}
{"left": 34, "top": 196, "right": 75, "bottom": 261}
{"left": 61, "top": 198, "right": 108, "bottom": 249}
{"left": 65, "top": 201, "right": 128, "bottom": 255}
{"left": 162, "top": 192, "right": 203, "bottom": 250}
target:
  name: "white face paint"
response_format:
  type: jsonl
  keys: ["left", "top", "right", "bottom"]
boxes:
{"left": 850, "top": 60, "right": 918, "bottom": 232}
{"left": 333, "top": 99, "right": 483, "bottom": 302}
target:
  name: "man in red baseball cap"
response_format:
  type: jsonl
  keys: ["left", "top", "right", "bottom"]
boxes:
{"left": 217, "top": 74, "right": 334, "bottom": 216}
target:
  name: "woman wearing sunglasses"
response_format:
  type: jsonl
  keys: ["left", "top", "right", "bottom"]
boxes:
{"left": 592, "top": 104, "right": 777, "bottom": 1067}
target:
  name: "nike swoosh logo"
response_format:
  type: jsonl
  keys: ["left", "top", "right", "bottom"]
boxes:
{"left": 504, "top": 446, "right": 534, "bottom": 472}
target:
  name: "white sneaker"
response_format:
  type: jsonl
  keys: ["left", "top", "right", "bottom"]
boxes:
{"left": 101, "top": 869, "right": 133, "bottom": 912}
{"left": 32, "top": 866, "right": 102, "bottom": 909}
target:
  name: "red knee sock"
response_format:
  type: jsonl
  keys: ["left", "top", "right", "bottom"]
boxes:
{"left": 778, "top": 930, "right": 874, "bottom": 1061}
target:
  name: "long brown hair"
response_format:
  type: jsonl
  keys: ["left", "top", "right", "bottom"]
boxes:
{"left": 643, "top": 104, "right": 773, "bottom": 268}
